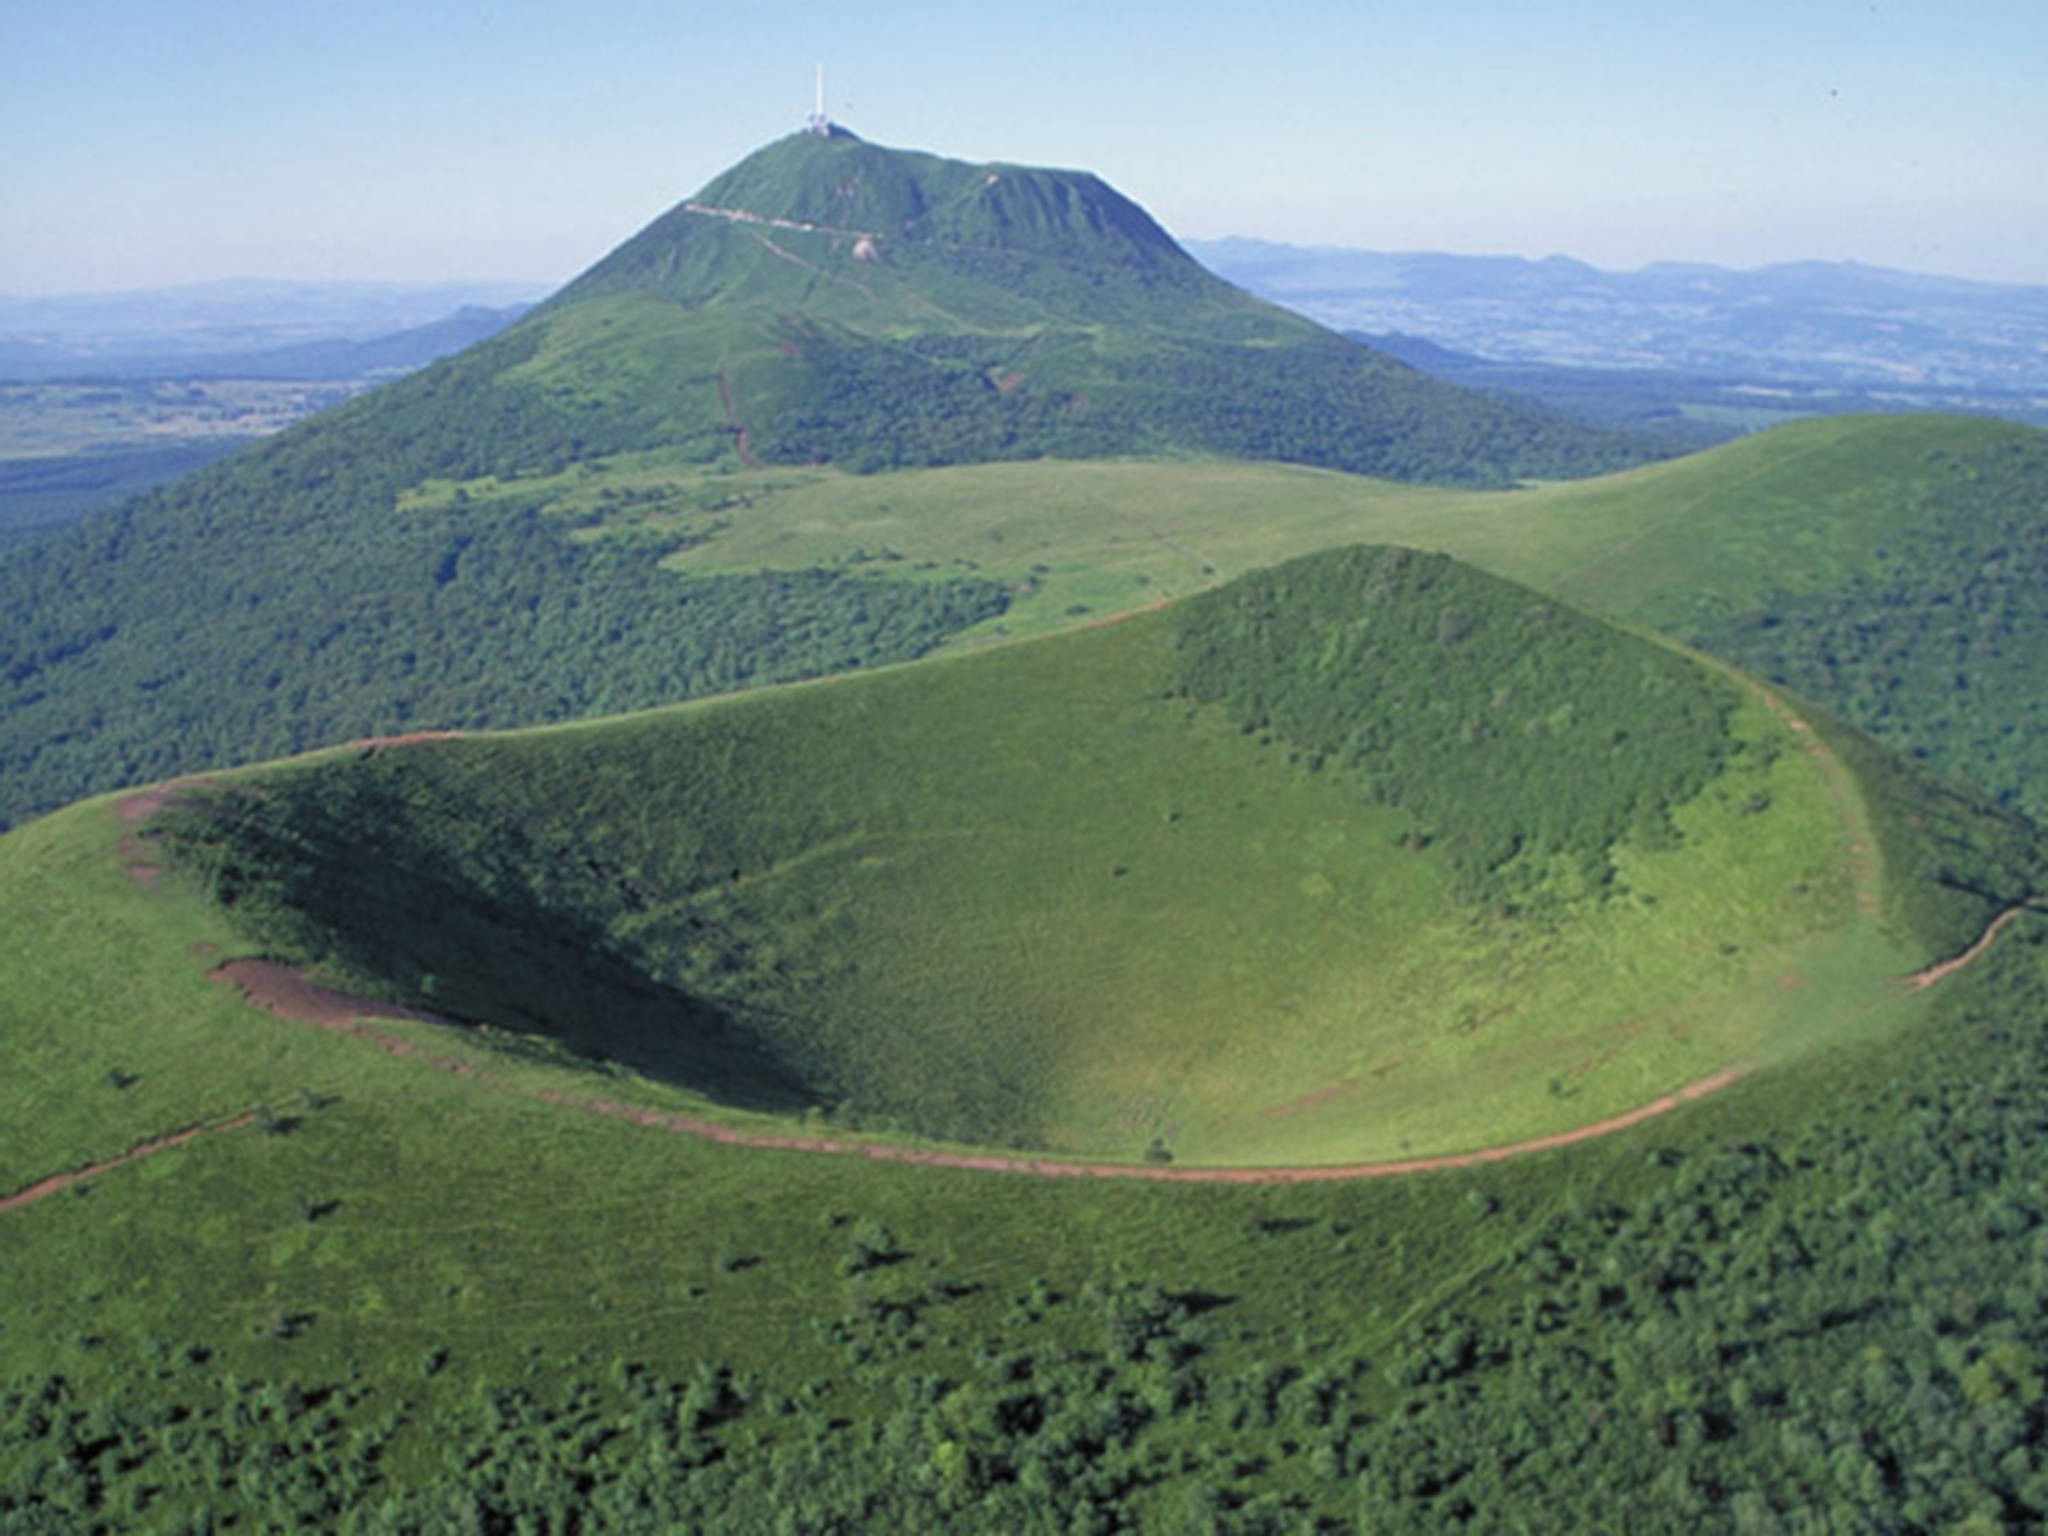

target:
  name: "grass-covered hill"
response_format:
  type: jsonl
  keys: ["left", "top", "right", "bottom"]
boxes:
{"left": 1535, "top": 415, "right": 2048, "bottom": 824}
{"left": 4, "top": 409, "right": 2045, "bottom": 851}
{"left": 4, "top": 546, "right": 2046, "bottom": 1528}
{"left": 0, "top": 129, "right": 1659, "bottom": 835}
{"left": 528, "top": 128, "right": 1652, "bottom": 481}
{"left": 132, "top": 546, "right": 2026, "bottom": 1165}
{"left": 627, "top": 412, "right": 2048, "bottom": 823}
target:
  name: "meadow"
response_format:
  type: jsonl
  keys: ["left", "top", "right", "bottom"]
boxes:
{"left": 7, "top": 422, "right": 2048, "bottom": 1526}
{"left": 6, "top": 411, "right": 2045, "bottom": 844}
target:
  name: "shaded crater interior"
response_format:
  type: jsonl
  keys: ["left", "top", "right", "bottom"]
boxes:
{"left": 152, "top": 774, "right": 824, "bottom": 1120}
{"left": 147, "top": 546, "right": 1956, "bottom": 1160}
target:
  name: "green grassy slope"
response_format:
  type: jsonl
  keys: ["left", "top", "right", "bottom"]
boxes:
{"left": 1540, "top": 415, "right": 2048, "bottom": 823}
{"left": 1, "top": 615, "right": 2043, "bottom": 1528}
{"left": 540, "top": 129, "right": 1652, "bottom": 482}
{"left": 636, "top": 413, "right": 2048, "bottom": 820}
{"left": 12, "top": 410, "right": 2038, "bottom": 840}
{"left": 136, "top": 547, "right": 1995, "bottom": 1168}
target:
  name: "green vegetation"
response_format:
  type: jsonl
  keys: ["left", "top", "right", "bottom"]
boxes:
{"left": 661, "top": 414, "right": 2048, "bottom": 822}
{"left": 433, "top": 131, "right": 1657, "bottom": 488}
{"left": 0, "top": 130, "right": 1658, "bottom": 829}
{"left": 139, "top": 548, "right": 1946, "bottom": 1169}
{"left": 0, "top": 466, "right": 1007, "bottom": 831}
{"left": 8, "top": 411, "right": 2044, "bottom": 866}
{"left": 0, "top": 442, "right": 250, "bottom": 546}
{"left": 0, "top": 706, "right": 2043, "bottom": 1528}
{"left": 8, "top": 126, "right": 2048, "bottom": 1535}
{"left": 9, "top": 144, "right": 2043, "bottom": 855}
{"left": 1671, "top": 427, "right": 2048, "bottom": 824}
{"left": 1170, "top": 546, "right": 1739, "bottom": 901}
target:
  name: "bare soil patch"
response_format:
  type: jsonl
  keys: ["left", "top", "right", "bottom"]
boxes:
{"left": 341, "top": 730, "right": 466, "bottom": 757}
{"left": 210, "top": 959, "right": 464, "bottom": 1061}
{"left": 112, "top": 776, "right": 228, "bottom": 889}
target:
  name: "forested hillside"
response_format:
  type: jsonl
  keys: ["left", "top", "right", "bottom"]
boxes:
{"left": 0, "top": 129, "right": 1661, "bottom": 832}
{"left": 1170, "top": 546, "right": 1739, "bottom": 903}
{"left": 0, "top": 437, "right": 1006, "bottom": 829}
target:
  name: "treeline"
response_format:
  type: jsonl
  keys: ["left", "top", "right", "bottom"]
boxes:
{"left": 1688, "top": 432, "right": 2048, "bottom": 823}
{"left": 752, "top": 324, "right": 1661, "bottom": 486}
{"left": 1168, "top": 544, "right": 1740, "bottom": 905}
{"left": 0, "top": 469, "right": 1007, "bottom": 829}
{"left": 0, "top": 305, "right": 1654, "bottom": 829}
{"left": 7, "top": 920, "right": 2048, "bottom": 1531}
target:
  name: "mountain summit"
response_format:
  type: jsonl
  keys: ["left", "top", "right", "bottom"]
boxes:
{"left": 464, "top": 129, "right": 1656, "bottom": 479}
{"left": 566, "top": 128, "right": 1193, "bottom": 299}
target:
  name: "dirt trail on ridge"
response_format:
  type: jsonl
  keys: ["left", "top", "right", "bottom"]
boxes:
{"left": 193, "top": 958, "right": 1757, "bottom": 1185}
{"left": 14, "top": 853, "right": 2026, "bottom": 1216}
{"left": 1, "top": 1112, "right": 256, "bottom": 1216}
{"left": 39, "top": 688, "right": 2028, "bottom": 1210}
{"left": 1905, "top": 906, "right": 2036, "bottom": 988}
{"left": 716, "top": 367, "right": 764, "bottom": 470}
{"left": 112, "top": 732, "right": 466, "bottom": 890}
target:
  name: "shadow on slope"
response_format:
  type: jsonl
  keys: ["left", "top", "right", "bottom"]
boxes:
{"left": 153, "top": 775, "right": 818, "bottom": 1117}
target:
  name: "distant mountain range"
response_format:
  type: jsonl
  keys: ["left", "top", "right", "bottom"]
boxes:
{"left": 14, "top": 238, "right": 2043, "bottom": 411}
{"left": 13, "top": 125, "right": 2048, "bottom": 1532}
{"left": 0, "top": 281, "right": 545, "bottom": 380}
{"left": 1187, "top": 239, "right": 2048, "bottom": 394}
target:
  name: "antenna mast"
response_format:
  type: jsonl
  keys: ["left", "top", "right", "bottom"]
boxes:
{"left": 807, "top": 63, "right": 829, "bottom": 136}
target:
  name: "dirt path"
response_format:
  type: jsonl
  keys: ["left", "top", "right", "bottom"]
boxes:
{"left": 188, "top": 958, "right": 1752, "bottom": 1183}
{"left": 197, "top": 886, "right": 2026, "bottom": 1186}
{"left": 1749, "top": 690, "right": 2038, "bottom": 984}
{"left": 1904, "top": 905, "right": 2036, "bottom": 988}
{"left": 17, "top": 893, "right": 2027, "bottom": 1214}
{"left": 340, "top": 729, "right": 467, "bottom": 756}
{"left": 1, "top": 1112, "right": 256, "bottom": 1216}
{"left": 55, "top": 697, "right": 2024, "bottom": 1203}
{"left": 1753, "top": 691, "right": 1882, "bottom": 919}
{"left": 715, "top": 366, "right": 764, "bottom": 470}
{"left": 684, "top": 202, "right": 879, "bottom": 242}
{"left": 112, "top": 733, "right": 465, "bottom": 889}
{"left": 533, "top": 1066, "right": 1749, "bottom": 1184}
{"left": 114, "top": 775, "right": 226, "bottom": 887}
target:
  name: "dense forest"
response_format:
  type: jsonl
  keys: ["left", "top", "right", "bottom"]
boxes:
{"left": 0, "top": 425, "right": 1008, "bottom": 832}
{"left": 1169, "top": 546, "right": 1740, "bottom": 904}
{"left": 11, "top": 126, "right": 2048, "bottom": 1534}
{"left": 740, "top": 322, "right": 1660, "bottom": 484}
{"left": 1685, "top": 433, "right": 2048, "bottom": 824}
{"left": 0, "top": 307, "right": 1648, "bottom": 834}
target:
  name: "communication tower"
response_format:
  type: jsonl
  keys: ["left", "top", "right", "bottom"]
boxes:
{"left": 806, "top": 63, "right": 830, "bottom": 135}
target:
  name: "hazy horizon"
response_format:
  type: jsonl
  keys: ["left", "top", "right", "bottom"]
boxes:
{"left": 13, "top": 239, "right": 2048, "bottom": 310}
{"left": 5, "top": 0, "right": 2044, "bottom": 295}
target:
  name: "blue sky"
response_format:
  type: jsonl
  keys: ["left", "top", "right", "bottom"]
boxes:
{"left": 4, "top": 0, "right": 2044, "bottom": 293}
